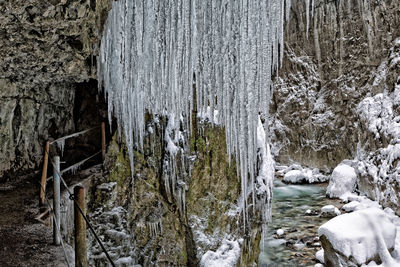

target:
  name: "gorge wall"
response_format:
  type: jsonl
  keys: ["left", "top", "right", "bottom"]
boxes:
{"left": 3, "top": 0, "right": 398, "bottom": 180}
{"left": 0, "top": 0, "right": 111, "bottom": 181}
{"left": 273, "top": 0, "right": 400, "bottom": 215}
{"left": 2, "top": 0, "right": 399, "bottom": 196}
{"left": 1, "top": 0, "right": 400, "bottom": 265}
{"left": 272, "top": 0, "right": 400, "bottom": 170}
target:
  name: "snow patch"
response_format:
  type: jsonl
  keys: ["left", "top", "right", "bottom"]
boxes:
{"left": 342, "top": 201, "right": 362, "bottom": 212}
{"left": 200, "top": 239, "right": 242, "bottom": 267}
{"left": 321, "top": 205, "right": 341, "bottom": 217}
{"left": 276, "top": 229, "right": 284, "bottom": 236}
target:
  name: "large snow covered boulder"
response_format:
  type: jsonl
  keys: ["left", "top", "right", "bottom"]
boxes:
{"left": 326, "top": 163, "right": 357, "bottom": 198}
{"left": 318, "top": 208, "right": 396, "bottom": 267}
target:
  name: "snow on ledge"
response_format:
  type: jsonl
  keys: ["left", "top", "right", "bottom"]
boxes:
{"left": 200, "top": 239, "right": 242, "bottom": 267}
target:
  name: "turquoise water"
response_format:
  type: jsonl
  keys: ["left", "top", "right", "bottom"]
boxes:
{"left": 259, "top": 180, "right": 334, "bottom": 267}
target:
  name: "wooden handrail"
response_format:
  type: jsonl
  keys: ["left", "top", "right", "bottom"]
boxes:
{"left": 40, "top": 123, "right": 106, "bottom": 208}
{"left": 50, "top": 126, "right": 100, "bottom": 145}
{"left": 39, "top": 141, "right": 50, "bottom": 207}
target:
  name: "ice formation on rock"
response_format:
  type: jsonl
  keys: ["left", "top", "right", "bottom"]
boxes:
{"left": 97, "top": 0, "right": 315, "bottom": 228}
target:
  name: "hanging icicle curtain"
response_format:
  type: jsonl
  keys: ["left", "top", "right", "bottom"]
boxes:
{"left": 98, "top": 0, "right": 314, "bottom": 226}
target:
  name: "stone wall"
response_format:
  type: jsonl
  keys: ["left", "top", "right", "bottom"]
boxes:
{"left": 0, "top": 0, "right": 111, "bottom": 181}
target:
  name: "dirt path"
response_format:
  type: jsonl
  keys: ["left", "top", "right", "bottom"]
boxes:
{"left": 0, "top": 176, "right": 71, "bottom": 267}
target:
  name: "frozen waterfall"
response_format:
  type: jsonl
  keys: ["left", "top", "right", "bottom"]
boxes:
{"left": 98, "top": 0, "right": 298, "bottom": 227}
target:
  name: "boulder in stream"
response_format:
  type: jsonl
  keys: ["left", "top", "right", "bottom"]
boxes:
{"left": 326, "top": 163, "right": 357, "bottom": 198}
{"left": 320, "top": 205, "right": 341, "bottom": 218}
{"left": 318, "top": 208, "right": 396, "bottom": 266}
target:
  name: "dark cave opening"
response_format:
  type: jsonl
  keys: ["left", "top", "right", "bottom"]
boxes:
{"left": 54, "top": 78, "right": 112, "bottom": 177}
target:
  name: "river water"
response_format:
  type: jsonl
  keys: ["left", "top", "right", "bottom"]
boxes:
{"left": 259, "top": 179, "right": 338, "bottom": 266}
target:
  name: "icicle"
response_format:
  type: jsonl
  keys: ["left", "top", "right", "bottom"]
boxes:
{"left": 63, "top": 162, "right": 80, "bottom": 175}
{"left": 98, "top": 0, "right": 289, "bottom": 228}
{"left": 286, "top": 0, "right": 292, "bottom": 21}
{"left": 311, "top": 0, "right": 315, "bottom": 17}
{"left": 56, "top": 139, "right": 65, "bottom": 156}
{"left": 51, "top": 126, "right": 99, "bottom": 157}
{"left": 61, "top": 151, "right": 101, "bottom": 175}
{"left": 306, "top": 0, "right": 310, "bottom": 38}
{"left": 146, "top": 219, "right": 163, "bottom": 237}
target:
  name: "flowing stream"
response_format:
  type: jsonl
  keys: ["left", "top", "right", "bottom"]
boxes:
{"left": 259, "top": 179, "right": 338, "bottom": 266}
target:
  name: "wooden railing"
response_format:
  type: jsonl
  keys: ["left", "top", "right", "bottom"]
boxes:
{"left": 39, "top": 122, "right": 106, "bottom": 207}
{"left": 37, "top": 122, "right": 115, "bottom": 266}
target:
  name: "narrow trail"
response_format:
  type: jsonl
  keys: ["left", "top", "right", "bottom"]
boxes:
{"left": 0, "top": 175, "right": 69, "bottom": 267}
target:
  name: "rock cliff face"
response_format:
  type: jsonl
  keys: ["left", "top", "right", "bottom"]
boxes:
{"left": 0, "top": 0, "right": 110, "bottom": 181}
{"left": 82, "top": 118, "right": 261, "bottom": 266}
{"left": 272, "top": 0, "right": 400, "bottom": 215}
{"left": 272, "top": 0, "right": 400, "bottom": 170}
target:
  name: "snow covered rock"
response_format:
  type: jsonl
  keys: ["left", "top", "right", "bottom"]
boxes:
{"left": 321, "top": 205, "right": 341, "bottom": 217}
{"left": 342, "top": 201, "right": 362, "bottom": 212}
{"left": 283, "top": 169, "right": 312, "bottom": 183}
{"left": 326, "top": 163, "right": 357, "bottom": 198}
{"left": 276, "top": 229, "right": 284, "bottom": 236}
{"left": 282, "top": 167, "right": 329, "bottom": 184}
{"left": 316, "top": 249, "right": 325, "bottom": 263}
{"left": 318, "top": 208, "right": 396, "bottom": 266}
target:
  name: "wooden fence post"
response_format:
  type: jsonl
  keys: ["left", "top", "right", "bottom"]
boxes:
{"left": 74, "top": 185, "right": 87, "bottom": 267}
{"left": 101, "top": 122, "right": 106, "bottom": 162}
{"left": 53, "top": 156, "right": 61, "bottom": 245}
{"left": 40, "top": 141, "right": 50, "bottom": 207}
